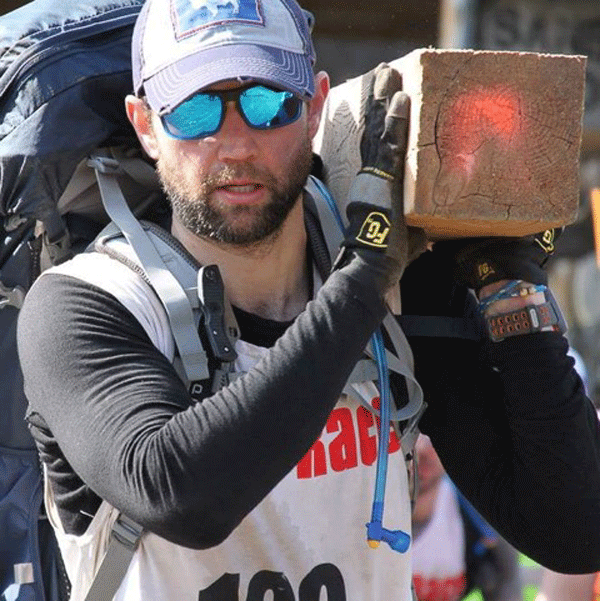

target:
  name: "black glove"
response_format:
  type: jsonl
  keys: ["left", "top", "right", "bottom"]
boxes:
{"left": 337, "top": 63, "right": 426, "bottom": 288}
{"left": 435, "top": 228, "right": 561, "bottom": 294}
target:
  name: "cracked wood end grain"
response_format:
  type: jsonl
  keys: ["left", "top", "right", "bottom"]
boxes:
{"left": 313, "top": 48, "right": 586, "bottom": 239}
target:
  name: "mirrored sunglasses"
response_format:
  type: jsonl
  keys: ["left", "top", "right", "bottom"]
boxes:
{"left": 161, "top": 85, "right": 304, "bottom": 140}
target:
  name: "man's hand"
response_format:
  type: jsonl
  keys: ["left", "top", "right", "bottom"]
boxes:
{"left": 435, "top": 229, "right": 561, "bottom": 298}
{"left": 337, "top": 63, "right": 426, "bottom": 298}
{"left": 435, "top": 230, "right": 567, "bottom": 339}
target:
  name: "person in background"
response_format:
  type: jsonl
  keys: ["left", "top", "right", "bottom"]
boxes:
{"left": 411, "top": 434, "right": 521, "bottom": 601}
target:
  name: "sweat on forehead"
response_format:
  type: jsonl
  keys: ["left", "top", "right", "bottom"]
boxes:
{"left": 132, "top": 0, "right": 317, "bottom": 115}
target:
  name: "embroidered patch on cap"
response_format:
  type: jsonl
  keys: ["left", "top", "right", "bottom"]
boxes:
{"left": 172, "top": 0, "right": 264, "bottom": 39}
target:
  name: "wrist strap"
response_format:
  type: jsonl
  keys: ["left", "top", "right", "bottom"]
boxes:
{"left": 478, "top": 279, "right": 546, "bottom": 314}
{"left": 485, "top": 288, "right": 567, "bottom": 342}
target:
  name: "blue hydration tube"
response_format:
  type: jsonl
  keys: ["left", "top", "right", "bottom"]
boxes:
{"left": 311, "top": 177, "right": 411, "bottom": 553}
{"left": 365, "top": 330, "right": 411, "bottom": 552}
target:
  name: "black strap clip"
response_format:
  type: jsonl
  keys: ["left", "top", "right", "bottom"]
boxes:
{"left": 198, "top": 265, "right": 238, "bottom": 363}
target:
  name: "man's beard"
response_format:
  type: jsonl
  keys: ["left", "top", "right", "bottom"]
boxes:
{"left": 156, "top": 136, "right": 313, "bottom": 246}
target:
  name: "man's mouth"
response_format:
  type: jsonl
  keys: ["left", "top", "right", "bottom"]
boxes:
{"left": 211, "top": 181, "right": 267, "bottom": 206}
{"left": 217, "top": 183, "right": 263, "bottom": 193}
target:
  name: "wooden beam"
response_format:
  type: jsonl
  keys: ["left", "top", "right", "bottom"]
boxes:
{"left": 314, "top": 48, "right": 586, "bottom": 238}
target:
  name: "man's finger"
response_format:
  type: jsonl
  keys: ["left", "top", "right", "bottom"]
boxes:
{"left": 383, "top": 91, "right": 410, "bottom": 155}
{"left": 386, "top": 90, "right": 410, "bottom": 121}
{"left": 373, "top": 65, "right": 402, "bottom": 101}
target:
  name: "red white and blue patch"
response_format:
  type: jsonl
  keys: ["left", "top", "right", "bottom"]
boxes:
{"left": 172, "top": 0, "right": 264, "bottom": 38}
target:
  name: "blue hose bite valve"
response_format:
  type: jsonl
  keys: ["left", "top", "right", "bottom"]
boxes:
{"left": 366, "top": 512, "right": 411, "bottom": 552}
{"left": 365, "top": 329, "right": 411, "bottom": 553}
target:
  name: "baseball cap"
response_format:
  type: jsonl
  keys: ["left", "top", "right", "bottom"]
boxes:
{"left": 132, "top": 0, "right": 317, "bottom": 116}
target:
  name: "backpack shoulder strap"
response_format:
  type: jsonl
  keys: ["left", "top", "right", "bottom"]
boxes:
{"left": 304, "top": 175, "right": 425, "bottom": 423}
{"left": 82, "top": 513, "right": 144, "bottom": 601}
{"left": 89, "top": 152, "right": 212, "bottom": 384}
{"left": 304, "top": 175, "right": 345, "bottom": 260}
{"left": 84, "top": 152, "right": 241, "bottom": 601}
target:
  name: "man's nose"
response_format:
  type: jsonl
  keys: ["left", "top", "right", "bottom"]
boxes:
{"left": 215, "top": 101, "right": 258, "bottom": 162}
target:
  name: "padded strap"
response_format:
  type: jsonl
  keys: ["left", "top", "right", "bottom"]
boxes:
{"left": 83, "top": 514, "right": 143, "bottom": 601}
{"left": 113, "top": 149, "right": 161, "bottom": 189}
{"left": 306, "top": 175, "right": 424, "bottom": 422}
{"left": 89, "top": 153, "right": 209, "bottom": 383}
{"left": 304, "top": 175, "right": 344, "bottom": 261}
{"left": 365, "top": 313, "right": 424, "bottom": 421}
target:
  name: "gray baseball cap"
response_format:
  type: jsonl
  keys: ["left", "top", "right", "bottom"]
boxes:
{"left": 132, "top": 0, "right": 317, "bottom": 115}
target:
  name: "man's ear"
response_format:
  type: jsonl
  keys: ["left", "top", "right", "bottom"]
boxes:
{"left": 307, "top": 71, "right": 330, "bottom": 140}
{"left": 125, "top": 94, "right": 160, "bottom": 160}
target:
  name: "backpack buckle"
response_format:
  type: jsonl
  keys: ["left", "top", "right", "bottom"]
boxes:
{"left": 111, "top": 514, "right": 143, "bottom": 550}
{"left": 87, "top": 154, "right": 123, "bottom": 176}
{"left": 198, "top": 265, "right": 238, "bottom": 363}
{"left": 43, "top": 228, "right": 73, "bottom": 266}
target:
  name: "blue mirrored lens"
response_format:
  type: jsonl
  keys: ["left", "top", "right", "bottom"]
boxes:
{"left": 239, "top": 86, "right": 302, "bottom": 129}
{"left": 161, "top": 85, "right": 303, "bottom": 140}
{"left": 162, "top": 94, "right": 223, "bottom": 139}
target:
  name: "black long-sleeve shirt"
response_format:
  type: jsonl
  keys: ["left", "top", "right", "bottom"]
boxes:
{"left": 17, "top": 244, "right": 600, "bottom": 573}
{"left": 402, "top": 247, "right": 600, "bottom": 574}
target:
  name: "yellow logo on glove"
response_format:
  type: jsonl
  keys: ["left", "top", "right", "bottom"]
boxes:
{"left": 535, "top": 229, "right": 556, "bottom": 254}
{"left": 477, "top": 261, "right": 496, "bottom": 281}
{"left": 357, "top": 212, "right": 391, "bottom": 248}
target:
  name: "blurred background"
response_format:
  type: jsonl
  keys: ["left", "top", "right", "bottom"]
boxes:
{"left": 2, "top": 1, "right": 598, "bottom": 599}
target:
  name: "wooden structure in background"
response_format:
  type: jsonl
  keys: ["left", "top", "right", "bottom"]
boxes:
{"left": 314, "top": 48, "right": 586, "bottom": 239}
{"left": 303, "top": 0, "right": 439, "bottom": 44}
{"left": 0, "top": 0, "right": 29, "bottom": 14}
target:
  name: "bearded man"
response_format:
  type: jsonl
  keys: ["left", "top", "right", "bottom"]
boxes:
{"left": 17, "top": 0, "right": 600, "bottom": 600}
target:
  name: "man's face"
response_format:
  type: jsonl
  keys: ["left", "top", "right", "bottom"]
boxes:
{"left": 151, "top": 82, "right": 315, "bottom": 246}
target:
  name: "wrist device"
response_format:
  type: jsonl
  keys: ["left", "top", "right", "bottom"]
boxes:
{"left": 485, "top": 288, "right": 567, "bottom": 342}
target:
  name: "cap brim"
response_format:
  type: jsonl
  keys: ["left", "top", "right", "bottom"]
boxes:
{"left": 144, "top": 43, "right": 315, "bottom": 115}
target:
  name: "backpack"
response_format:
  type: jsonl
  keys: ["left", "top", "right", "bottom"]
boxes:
{"left": 0, "top": 2, "right": 427, "bottom": 599}
{"left": 0, "top": 2, "right": 151, "bottom": 599}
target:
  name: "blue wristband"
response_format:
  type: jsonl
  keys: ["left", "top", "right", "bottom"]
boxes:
{"left": 478, "top": 280, "right": 547, "bottom": 314}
